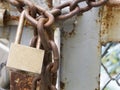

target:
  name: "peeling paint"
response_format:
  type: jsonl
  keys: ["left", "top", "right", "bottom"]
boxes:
{"left": 62, "top": 16, "right": 78, "bottom": 38}
{"left": 97, "top": 80, "right": 100, "bottom": 90}
{"left": 95, "top": 74, "right": 100, "bottom": 90}
{"left": 60, "top": 81, "right": 65, "bottom": 90}
{"left": 100, "top": 4, "right": 120, "bottom": 44}
{"left": 62, "top": 28, "right": 76, "bottom": 39}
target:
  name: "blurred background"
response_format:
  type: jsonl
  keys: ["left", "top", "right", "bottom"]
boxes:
{"left": 101, "top": 43, "right": 120, "bottom": 90}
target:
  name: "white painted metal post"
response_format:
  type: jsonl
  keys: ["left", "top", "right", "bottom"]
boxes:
{"left": 61, "top": 8, "right": 101, "bottom": 90}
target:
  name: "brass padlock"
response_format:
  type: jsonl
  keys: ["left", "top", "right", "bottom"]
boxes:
{"left": 7, "top": 10, "right": 44, "bottom": 74}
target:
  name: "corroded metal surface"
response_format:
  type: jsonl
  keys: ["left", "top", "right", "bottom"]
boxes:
{"left": 101, "top": 5, "right": 120, "bottom": 44}
{"left": 10, "top": 71, "right": 34, "bottom": 90}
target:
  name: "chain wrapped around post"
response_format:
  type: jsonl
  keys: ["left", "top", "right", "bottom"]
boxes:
{"left": 6, "top": 0, "right": 108, "bottom": 20}
{"left": 5, "top": 0, "right": 108, "bottom": 89}
{"left": 32, "top": 17, "right": 59, "bottom": 90}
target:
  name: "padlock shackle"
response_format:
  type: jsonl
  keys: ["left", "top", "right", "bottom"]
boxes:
{"left": 15, "top": 10, "right": 25, "bottom": 44}
{"left": 36, "top": 36, "right": 41, "bottom": 49}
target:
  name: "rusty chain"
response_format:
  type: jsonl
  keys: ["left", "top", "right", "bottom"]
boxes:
{"left": 31, "top": 17, "right": 59, "bottom": 90}
{"left": 4, "top": 0, "right": 107, "bottom": 90}
{"left": 5, "top": 0, "right": 107, "bottom": 50}
{"left": 6, "top": 0, "right": 108, "bottom": 21}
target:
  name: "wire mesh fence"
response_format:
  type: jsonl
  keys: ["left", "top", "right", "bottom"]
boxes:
{"left": 101, "top": 43, "right": 120, "bottom": 90}
{"left": 101, "top": 63, "right": 120, "bottom": 90}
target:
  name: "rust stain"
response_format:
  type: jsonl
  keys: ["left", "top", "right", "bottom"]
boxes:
{"left": 101, "top": 6, "right": 113, "bottom": 33}
{"left": 10, "top": 16, "right": 19, "bottom": 21}
{"left": 4, "top": 10, "right": 10, "bottom": 25}
{"left": 96, "top": 74, "right": 100, "bottom": 90}
{"left": 63, "top": 20, "right": 77, "bottom": 39}
{"left": 97, "top": 43, "right": 101, "bottom": 56}
{"left": 62, "top": 28, "right": 76, "bottom": 39}
{"left": 69, "top": 29, "right": 76, "bottom": 36}
{"left": 97, "top": 80, "right": 100, "bottom": 90}
{"left": 99, "top": 74, "right": 100, "bottom": 78}
{"left": 60, "top": 81, "right": 65, "bottom": 90}
{"left": 95, "top": 88, "right": 99, "bottom": 90}
{"left": 10, "top": 71, "right": 35, "bottom": 90}
{"left": 45, "top": 0, "right": 53, "bottom": 9}
{"left": 6, "top": 15, "right": 33, "bottom": 26}
{"left": 100, "top": 3, "right": 120, "bottom": 44}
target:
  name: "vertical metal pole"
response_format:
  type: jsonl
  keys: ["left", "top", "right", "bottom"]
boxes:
{"left": 54, "top": 28, "right": 61, "bottom": 90}
{"left": 61, "top": 8, "right": 101, "bottom": 90}
{"left": 53, "top": 0, "right": 61, "bottom": 89}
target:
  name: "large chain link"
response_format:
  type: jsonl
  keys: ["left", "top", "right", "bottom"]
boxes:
{"left": 5, "top": 0, "right": 107, "bottom": 90}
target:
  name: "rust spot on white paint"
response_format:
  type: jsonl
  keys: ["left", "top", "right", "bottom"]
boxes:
{"left": 60, "top": 81, "right": 65, "bottom": 90}
{"left": 62, "top": 17, "right": 78, "bottom": 39}
{"left": 62, "top": 28, "right": 76, "bottom": 39}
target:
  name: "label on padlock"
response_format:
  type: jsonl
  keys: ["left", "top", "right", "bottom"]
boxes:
{"left": 7, "top": 43, "right": 44, "bottom": 74}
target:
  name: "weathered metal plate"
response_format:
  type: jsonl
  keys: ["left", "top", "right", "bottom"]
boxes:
{"left": 101, "top": 5, "right": 120, "bottom": 44}
{"left": 7, "top": 43, "right": 44, "bottom": 74}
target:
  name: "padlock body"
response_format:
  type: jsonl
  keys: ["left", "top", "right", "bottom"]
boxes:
{"left": 7, "top": 43, "right": 44, "bottom": 74}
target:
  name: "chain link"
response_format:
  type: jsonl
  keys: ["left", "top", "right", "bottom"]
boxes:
{"left": 46, "top": 40, "right": 59, "bottom": 73}
{"left": 37, "top": 18, "right": 50, "bottom": 51}
{"left": 87, "top": 0, "right": 108, "bottom": 7}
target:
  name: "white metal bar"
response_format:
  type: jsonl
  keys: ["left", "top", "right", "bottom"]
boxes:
{"left": 54, "top": 28, "right": 61, "bottom": 90}
{"left": 61, "top": 8, "right": 101, "bottom": 90}
{"left": 53, "top": 0, "right": 61, "bottom": 89}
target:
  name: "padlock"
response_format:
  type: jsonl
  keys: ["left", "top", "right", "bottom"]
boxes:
{"left": 6, "top": 10, "right": 44, "bottom": 74}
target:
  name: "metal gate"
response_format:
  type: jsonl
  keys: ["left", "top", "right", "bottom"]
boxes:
{"left": 0, "top": 0, "right": 118, "bottom": 90}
